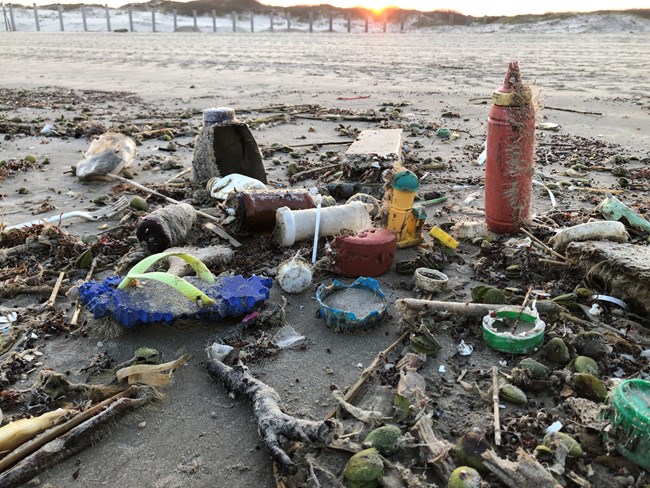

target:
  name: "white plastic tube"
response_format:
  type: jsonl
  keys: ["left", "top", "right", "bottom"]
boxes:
{"left": 311, "top": 194, "right": 322, "bottom": 264}
{"left": 275, "top": 201, "right": 372, "bottom": 247}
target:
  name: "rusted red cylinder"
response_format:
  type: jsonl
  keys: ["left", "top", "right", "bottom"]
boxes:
{"left": 485, "top": 61, "right": 536, "bottom": 234}
{"left": 238, "top": 190, "right": 314, "bottom": 233}
{"left": 329, "top": 229, "right": 397, "bottom": 277}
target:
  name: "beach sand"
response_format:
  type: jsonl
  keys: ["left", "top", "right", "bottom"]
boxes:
{"left": 0, "top": 29, "right": 649, "bottom": 488}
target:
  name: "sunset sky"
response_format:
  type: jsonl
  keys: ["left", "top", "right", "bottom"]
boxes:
{"left": 24, "top": 0, "right": 649, "bottom": 16}
{"left": 261, "top": 1, "right": 648, "bottom": 16}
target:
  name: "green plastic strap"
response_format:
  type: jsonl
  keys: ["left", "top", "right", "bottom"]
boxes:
{"left": 117, "top": 252, "right": 216, "bottom": 307}
{"left": 121, "top": 272, "right": 216, "bottom": 306}
{"left": 122, "top": 252, "right": 215, "bottom": 283}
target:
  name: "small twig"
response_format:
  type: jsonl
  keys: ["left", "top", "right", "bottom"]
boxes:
{"left": 543, "top": 106, "right": 603, "bottom": 116}
{"left": 568, "top": 187, "right": 624, "bottom": 195}
{"left": 294, "top": 114, "right": 387, "bottom": 122}
{"left": 132, "top": 127, "right": 177, "bottom": 137}
{"left": 46, "top": 272, "right": 65, "bottom": 307}
{"left": 457, "top": 369, "right": 468, "bottom": 382}
{"left": 163, "top": 167, "right": 192, "bottom": 184}
{"left": 267, "top": 140, "right": 355, "bottom": 149}
{"left": 492, "top": 366, "right": 501, "bottom": 446}
{"left": 538, "top": 258, "right": 573, "bottom": 267}
{"left": 511, "top": 286, "right": 533, "bottom": 333}
{"left": 520, "top": 227, "right": 567, "bottom": 262}
{"left": 306, "top": 459, "right": 322, "bottom": 488}
{"left": 70, "top": 258, "right": 98, "bottom": 328}
{"left": 324, "top": 330, "right": 410, "bottom": 420}
{"left": 290, "top": 163, "right": 342, "bottom": 183}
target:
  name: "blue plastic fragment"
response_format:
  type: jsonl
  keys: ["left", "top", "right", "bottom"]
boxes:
{"left": 78, "top": 274, "right": 272, "bottom": 328}
{"left": 316, "top": 277, "right": 387, "bottom": 334}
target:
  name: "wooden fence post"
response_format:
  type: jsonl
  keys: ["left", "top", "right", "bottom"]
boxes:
{"left": 105, "top": 4, "right": 111, "bottom": 32}
{"left": 128, "top": 7, "right": 133, "bottom": 31}
{"left": 172, "top": 8, "right": 177, "bottom": 31}
{"left": 33, "top": 3, "right": 40, "bottom": 31}
{"left": 57, "top": 3, "right": 64, "bottom": 31}
{"left": 309, "top": 10, "right": 313, "bottom": 32}
{"left": 192, "top": 9, "right": 197, "bottom": 30}
{"left": 151, "top": 7, "right": 156, "bottom": 32}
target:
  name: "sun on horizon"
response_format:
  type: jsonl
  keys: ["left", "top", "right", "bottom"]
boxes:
{"left": 350, "top": 1, "right": 396, "bottom": 13}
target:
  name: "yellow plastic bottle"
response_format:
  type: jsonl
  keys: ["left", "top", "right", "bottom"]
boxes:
{"left": 387, "top": 170, "right": 425, "bottom": 248}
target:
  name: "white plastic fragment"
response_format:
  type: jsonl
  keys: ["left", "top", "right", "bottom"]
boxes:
{"left": 550, "top": 221, "right": 628, "bottom": 253}
{"left": 207, "top": 343, "right": 234, "bottom": 361}
{"left": 208, "top": 173, "right": 267, "bottom": 200}
{"left": 504, "top": 237, "right": 532, "bottom": 248}
{"left": 271, "top": 325, "right": 305, "bottom": 349}
{"left": 476, "top": 141, "right": 487, "bottom": 165}
{"left": 588, "top": 303, "right": 602, "bottom": 318}
{"left": 40, "top": 123, "right": 58, "bottom": 136}
{"left": 544, "top": 421, "right": 563, "bottom": 434}
{"left": 0, "top": 311, "right": 18, "bottom": 325}
{"left": 499, "top": 360, "right": 508, "bottom": 367}
{"left": 457, "top": 340, "right": 474, "bottom": 356}
{"left": 640, "top": 350, "right": 650, "bottom": 358}
{"left": 594, "top": 294, "right": 629, "bottom": 311}
{"left": 438, "top": 365, "right": 446, "bottom": 373}
{"left": 533, "top": 179, "right": 557, "bottom": 207}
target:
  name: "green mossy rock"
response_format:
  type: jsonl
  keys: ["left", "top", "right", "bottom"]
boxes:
{"left": 543, "top": 432, "right": 583, "bottom": 457}
{"left": 572, "top": 373, "right": 608, "bottom": 402}
{"left": 500, "top": 383, "right": 528, "bottom": 405}
{"left": 362, "top": 425, "right": 403, "bottom": 455}
{"left": 544, "top": 337, "right": 571, "bottom": 364}
{"left": 448, "top": 466, "right": 482, "bottom": 488}
{"left": 573, "top": 331, "right": 609, "bottom": 361}
{"left": 572, "top": 356, "right": 599, "bottom": 375}
{"left": 483, "top": 288, "right": 506, "bottom": 304}
{"left": 344, "top": 448, "right": 383, "bottom": 487}
{"left": 519, "top": 358, "right": 550, "bottom": 379}
{"left": 130, "top": 196, "right": 148, "bottom": 211}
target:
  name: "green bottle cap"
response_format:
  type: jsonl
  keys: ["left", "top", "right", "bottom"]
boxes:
{"left": 392, "top": 170, "right": 419, "bottom": 192}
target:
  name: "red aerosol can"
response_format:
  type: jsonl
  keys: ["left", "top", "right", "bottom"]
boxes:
{"left": 485, "top": 61, "right": 536, "bottom": 234}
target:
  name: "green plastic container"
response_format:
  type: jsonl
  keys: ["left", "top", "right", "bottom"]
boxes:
{"left": 605, "top": 379, "right": 650, "bottom": 470}
{"left": 482, "top": 308, "right": 545, "bottom": 354}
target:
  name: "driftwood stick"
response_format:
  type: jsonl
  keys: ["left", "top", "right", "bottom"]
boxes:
{"left": 481, "top": 448, "right": 561, "bottom": 488}
{"left": 0, "top": 240, "right": 52, "bottom": 266}
{"left": 70, "top": 258, "right": 98, "bottom": 327}
{"left": 294, "top": 114, "right": 387, "bottom": 122}
{"left": 107, "top": 174, "right": 241, "bottom": 248}
{"left": 207, "top": 359, "right": 338, "bottom": 475}
{"left": 0, "top": 387, "right": 153, "bottom": 487}
{"left": 132, "top": 127, "right": 177, "bottom": 137}
{"left": 276, "top": 140, "right": 355, "bottom": 149}
{"left": 543, "top": 106, "right": 603, "bottom": 116}
{"left": 412, "top": 414, "right": 455, "bottom": 481}
{"left": 46, "top": 272, "right": 65, "bottom": 307}
{"left": 492, "top": 366, "right": 502, "bottom": 446}
{"left": 396, "top": 298, "right": 564, "bottom": 318}
{"left": 290, "top": 163, "right": 342, "bottom": 183}
{"left": 0, "top": 285, "right": 72, "bottom": 299}
{"left": 325, "top": 330, "right": 410, "bottom": 420}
